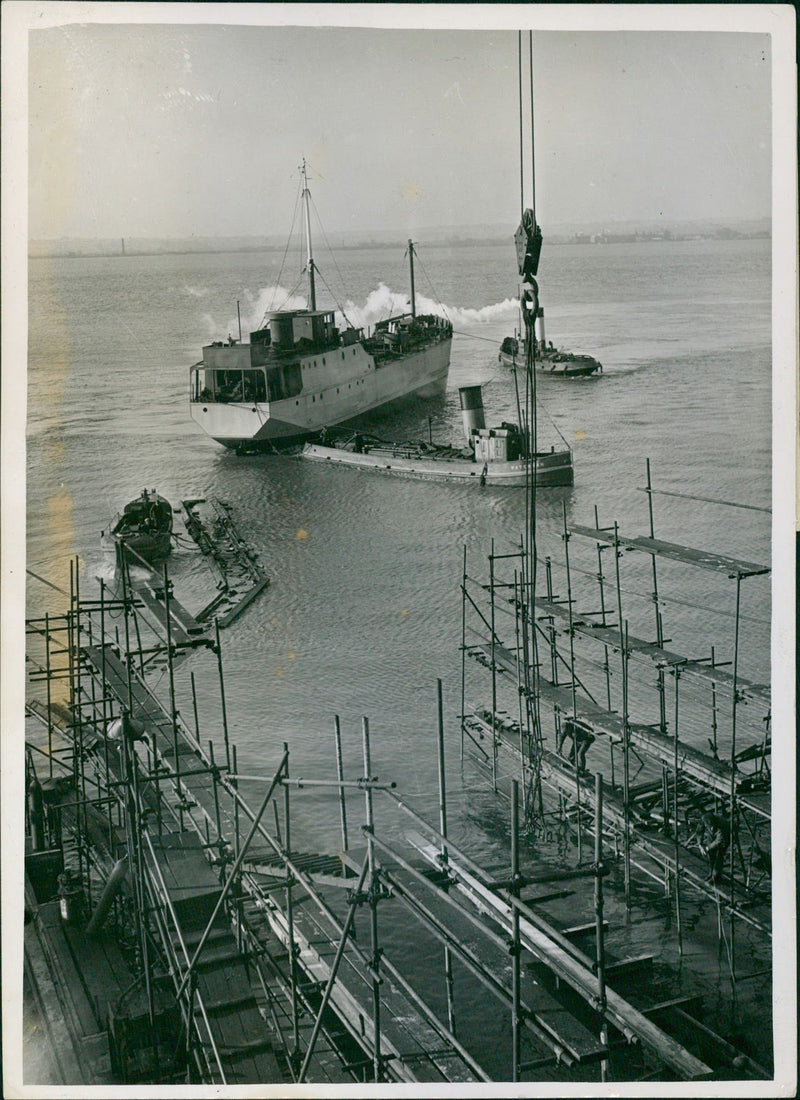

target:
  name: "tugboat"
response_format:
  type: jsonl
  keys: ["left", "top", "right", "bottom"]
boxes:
{"left": 102, "top": 489, "right": 173, "bottom": 567}
{"left": 499, "top": 333, "right": 602, "bottom": 378}
{"left": 190, "top": 160, "right": 453, "bottom": 452}
{"left": 301, "top": 384, "right": 573, "bottom": 487}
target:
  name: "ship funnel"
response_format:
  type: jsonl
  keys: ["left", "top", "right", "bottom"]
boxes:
{"left": 270, "top": 313, "right": 295, "bottom": 350}
{"left": 459, "top": 385, "right": 486, "bottom": 444}
{"left": 535, "top": 306, "right": 546, "bottom": 351}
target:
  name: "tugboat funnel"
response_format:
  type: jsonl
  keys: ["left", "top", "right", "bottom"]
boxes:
{"left": 535, "top": 307, "right": 546, "bottom": 351}
{"left": 459, "top": 385, "right": 486, "bottom": 444}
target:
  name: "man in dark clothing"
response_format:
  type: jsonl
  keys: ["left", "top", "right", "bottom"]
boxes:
{"left": 699, "top": 810, "right": 730, "bottom": 883}
{"left": 556, "top": 717, "right": 595, "bottom": 772}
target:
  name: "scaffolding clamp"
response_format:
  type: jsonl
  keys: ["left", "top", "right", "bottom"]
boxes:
{"left": 346, "top": 887, "right": 370, "bottom": 907}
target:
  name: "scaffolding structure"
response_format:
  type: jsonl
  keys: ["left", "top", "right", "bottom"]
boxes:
{"left": 25, "top": 559, "right": 483, "bottom": 1084}
{"left": 25, "top": 547, "right": 768, "bottom": 1084}
{"left": 460, "top": 461, "right": 772, "bottom": 980}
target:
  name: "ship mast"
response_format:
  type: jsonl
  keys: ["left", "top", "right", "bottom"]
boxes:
{"left": 301, "top": 158, "right": 317, "bottom": 311}
{"left": 407, "top": 239, "right": 417, "bottom": 319}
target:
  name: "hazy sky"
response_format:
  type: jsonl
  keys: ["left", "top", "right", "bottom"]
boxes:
{"left": 29, "top": 22, "right": 771, "bottom": 239}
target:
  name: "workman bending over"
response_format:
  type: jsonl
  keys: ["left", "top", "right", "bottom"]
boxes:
{"left": 556, "top": 717, "right": 595, "bottom": 772}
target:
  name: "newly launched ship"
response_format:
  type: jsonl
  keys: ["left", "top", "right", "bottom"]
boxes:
{"left": 190, "top": 162, "right": 452, "bottom": 452}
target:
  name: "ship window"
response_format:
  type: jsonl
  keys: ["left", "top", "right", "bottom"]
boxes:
{"left": 322, "top": 357, "right": 326, "bottom": 365}
{"left": 353, "top": 348, "right": 356, "bottom": 356}
{"left": 266, "top": 362, "right": 302, "bottom": 401}
{"left": 204, "top": 368, "right": 265, "bottom": 403}
{"left": 341, "top": 351, "right": 345, "bottom": 360}
{"left": 242, "top": 370, "right": 267, "bottom": 403}
{"left": 337, "top": 388, "right": 340, "bottom": 394}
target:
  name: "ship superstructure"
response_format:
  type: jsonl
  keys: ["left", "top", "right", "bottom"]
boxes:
{"left": 190, "top": 162, "right": 452, "bottom": 451}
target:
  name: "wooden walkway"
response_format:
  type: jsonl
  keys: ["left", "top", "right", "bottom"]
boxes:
{"left": 466, "top": 710, "right": 771, "bottom": 937}
{"left": 568, "top": 526, "right": 769, "bottom": 579}
{"left": 468, "top": 640, "right": 766, "bottom": 801}
{"left": 259, "top": 886, "right": 485, "bottom": 1083}
{"left": 515, "top": 593, "right": 771, "bottom": 708}
{"left": 406, "top": 832, "right": 712, "bottom": 1081}
{"left": 143, "top": 830, "right": 287, "bottom": 1085}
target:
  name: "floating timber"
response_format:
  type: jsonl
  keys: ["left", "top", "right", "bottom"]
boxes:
{"left": 95, "top": 497, "right": 269, "bottom": 658}
{"left": 181, "top": 498, "right": 270, "bottom": 628}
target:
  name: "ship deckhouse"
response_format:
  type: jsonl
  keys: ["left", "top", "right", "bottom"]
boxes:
{"left": 193, "top": 309, "right": 369, "bottom": 408}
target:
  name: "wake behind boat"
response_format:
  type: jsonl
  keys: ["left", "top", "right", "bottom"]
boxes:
{"left": 190, "top": 161, "right": 452, "bottom": 452}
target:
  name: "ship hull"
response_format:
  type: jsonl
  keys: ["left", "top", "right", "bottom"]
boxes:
{"left": 191, "top": 339, "right": 451, "bottom": 449}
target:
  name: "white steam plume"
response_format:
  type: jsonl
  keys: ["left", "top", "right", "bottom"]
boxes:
{"left": 204, "top": 284, "right": 519, "bottom": 339}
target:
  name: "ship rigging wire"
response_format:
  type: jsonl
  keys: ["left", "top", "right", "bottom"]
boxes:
{"left": 410, "top": 250, "right": 451, "bottom": 324}
{"left": 264, "top": 175, "right": 304, "bottom": 320}
{"left": 306, "top": 190, "right": 359, "bottom": 327}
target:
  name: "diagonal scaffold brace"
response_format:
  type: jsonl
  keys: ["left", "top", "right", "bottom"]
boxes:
{"left": 175, "top": 745, "right": 289, "bottom": 1001}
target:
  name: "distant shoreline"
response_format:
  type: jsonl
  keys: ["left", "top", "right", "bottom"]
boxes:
{"left": 29, "top": 231, "right": 770, "bottom": 261}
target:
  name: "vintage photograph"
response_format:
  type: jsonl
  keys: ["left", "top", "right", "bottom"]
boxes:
{"left": 4, "top": 3, "right": 795, "bottom": 1094}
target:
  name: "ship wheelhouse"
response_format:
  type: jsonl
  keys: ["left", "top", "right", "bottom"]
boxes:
{"left": 190, "top": 308, "right": 354, "bottom": 406}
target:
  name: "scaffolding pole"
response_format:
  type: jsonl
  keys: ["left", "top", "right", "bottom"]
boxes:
{"left": 510, "top": 780, "right": 522, "bottom": 1080}
{"left": 362, "top": 717, "right": 383, "bottom": 1082}
{"left": 612, "top": 525, "right": 632, "bottom": 909}
{"left": 594, "top": 773, "right": 609, "bottom": 1082}
{"left": 673, "top": 669, "right": 683, "bottom": 952}
{"left": 284, "top": 743, "right": 301, "bottom": 1068}
{"left": 436, "top": 679, "right": 457, "bottom": 1036}
{"left": 460, "top": 545, "right": 467, "bottom": 765}
{"left": 334, "top": 715, "right": 349, "bottom": 854}
{"left": 490, "top": 541, "right": 498, "bottom": 791}
{"left": 561, "top": 503, "right": 583, "bottom": 860}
